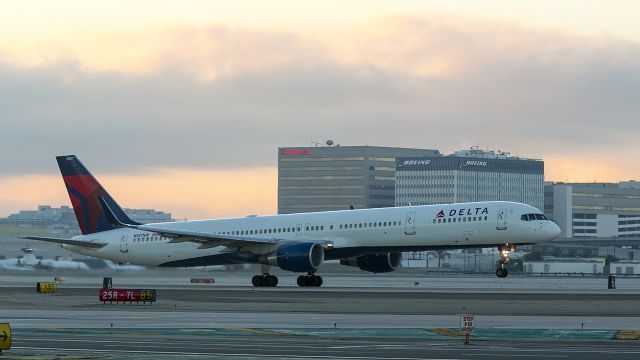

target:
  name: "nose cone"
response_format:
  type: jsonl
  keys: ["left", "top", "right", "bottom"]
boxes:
{"left": 545, "top": 222, "right": 561, "bottom": 240}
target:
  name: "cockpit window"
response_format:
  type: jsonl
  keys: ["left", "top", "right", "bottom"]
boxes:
{"left": 521, "top": 213, "right": 548, "bottom": 221}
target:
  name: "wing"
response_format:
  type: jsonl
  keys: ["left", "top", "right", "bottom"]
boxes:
{"left": 22, "top": 236, "right": 107, "bottom": 249}
{"left": 136, "top": 224, "right": 280, "bottom": 249}
{"left": 136, "top": 224, "right": 334, "bottom": 250}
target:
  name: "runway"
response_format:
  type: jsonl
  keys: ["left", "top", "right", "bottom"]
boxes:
{"left": 7, "top": 328, "right": 640, "bottom": 359}
{"left": 0, "top": 272, "right": 639, "bottom": 359}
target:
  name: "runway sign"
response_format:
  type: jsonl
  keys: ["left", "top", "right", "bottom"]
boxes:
{"left": 0, "top": 323, "right": 11, "bottom": 351}
{"left": 460, "top": 314, "right": 475, "bottom": 332}
{"left": 99, "top": 289, "right": 156, "bottom": 303}
{"left": 36, "top": 282, "right": 58, "bottom": 294}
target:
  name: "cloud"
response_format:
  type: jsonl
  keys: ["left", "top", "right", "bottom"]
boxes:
{"left": 0, "top": 16, "right": 639, "bottom": 181}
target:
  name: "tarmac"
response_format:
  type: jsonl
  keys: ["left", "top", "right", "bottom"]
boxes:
{"left": 0, "top": 270, "right": 639, "bottom": 359}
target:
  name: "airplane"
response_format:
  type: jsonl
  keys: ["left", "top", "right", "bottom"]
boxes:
{"left": 24, "top": 155, "right": 561, "bottom": 287}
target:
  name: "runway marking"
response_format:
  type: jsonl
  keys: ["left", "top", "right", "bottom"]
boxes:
{"left": 228, "top": 328, "right": 302, "bottom": 336}
{"left": 462, "top": 355, "right": 568, "bottom": 358}
{"left": 12, "top": 347, "right": 464, "bottom": 360}
{"left": 14, "top": 337, "right": 423, "bottom": 353}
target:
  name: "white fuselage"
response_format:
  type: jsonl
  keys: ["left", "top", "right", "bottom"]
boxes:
{"left": 65, "top": 201, "right": 560, "bottom": 268}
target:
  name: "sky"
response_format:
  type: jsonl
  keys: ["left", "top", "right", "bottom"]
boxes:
{"left": 1, "top": 1, "right": 639, "bottom": 219}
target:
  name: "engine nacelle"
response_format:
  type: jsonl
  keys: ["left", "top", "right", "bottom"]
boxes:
{"left": 267, "top": 242, "right": 324, "bottom": 272}
{"left": 340, "top": 252, "right": 402, "bottom": 273}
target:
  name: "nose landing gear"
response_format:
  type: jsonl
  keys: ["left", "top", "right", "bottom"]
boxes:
{"left": 496, "top": 244, "right": 516, "bottom": 278}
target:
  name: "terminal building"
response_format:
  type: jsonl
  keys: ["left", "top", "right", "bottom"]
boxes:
{"left": 395, "top": 148, "right": 544, "bottom": 210}
{"left": 278, "top": 143, "right": 440, "bottom": 214}
{"left": 544, "top": 181, "right": 640, "bottom": 238}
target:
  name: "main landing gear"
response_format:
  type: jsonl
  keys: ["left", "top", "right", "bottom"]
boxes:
{"left": 297, "top": 272, "right": 323, "bottom": 287}
{"left": 252, "top": 273, "right": 278, "bottom": 287}
{"left": 496, "top": 244, "right": 516, "bottom": 278}
{"left": 252, "top": 265, "right": 278, "bottom": 287}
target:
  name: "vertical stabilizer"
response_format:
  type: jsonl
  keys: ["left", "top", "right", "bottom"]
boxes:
{"left": 56, "top": 155, "right": 139, "bottom": 235}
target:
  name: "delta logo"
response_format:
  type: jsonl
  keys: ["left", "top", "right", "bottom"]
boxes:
{"left": 435, "top": 207, "right": 489, "bottom": 218}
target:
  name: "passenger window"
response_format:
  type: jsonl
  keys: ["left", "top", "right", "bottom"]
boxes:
{"left": 305, "top": 226, "right": 309, "bottom": 231}
{"left": 321, "top": 226, "right": 324, "bottom": 230}
{"left": 453, "top": 218, "right": 457, "bottom": 223}
{"left": 484, "top": 216, "right": 488, "bottom": 221}
{"left": 339, "top": 225, "right": 343, "bottom": 229}
{"left": 433, "top": 219, "right": 436, "bottom": 224}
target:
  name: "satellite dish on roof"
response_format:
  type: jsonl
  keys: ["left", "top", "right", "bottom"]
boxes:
{"left": 326, "top": 140, "right": 334, "bottom": 146}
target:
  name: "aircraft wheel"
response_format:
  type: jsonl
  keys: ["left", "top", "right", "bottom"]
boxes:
{"left": 252, "top": 275, "right": 261, "bottom": 286}
{"left": 313, "top": 275, "right": 323, "bottom": 287}
{"left": 267, "top": 275, "right": 278, "bottom": 287}
{"left": 297, "top": 275, "right": 307, "bottom": 287}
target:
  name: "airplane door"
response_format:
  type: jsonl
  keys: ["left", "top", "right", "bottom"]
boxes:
{"left": 497, "top": 209, "right": 507, "bottom": 230}
{"left": 405, "top": 211, "right": 416, "bottom": 235}
{"left": 119, "top": 230, "right": 129, "bottom": 253}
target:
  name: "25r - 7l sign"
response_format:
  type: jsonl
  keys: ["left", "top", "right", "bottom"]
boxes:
{"left": 99, "top": 289, "right": 156, "bottom": 303}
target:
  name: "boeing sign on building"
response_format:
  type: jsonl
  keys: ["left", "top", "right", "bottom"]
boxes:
{"left": 396, "top": 148, "right": 544, "bottom": 211}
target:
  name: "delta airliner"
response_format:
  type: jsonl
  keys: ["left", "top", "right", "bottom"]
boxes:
{"left": 25, "top": 155, "right": 561, "bottom": 287}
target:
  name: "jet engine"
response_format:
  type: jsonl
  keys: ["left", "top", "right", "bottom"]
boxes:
{"left": 340, "top": 252, "right": 402, "bottom": 273}
{"left": 267, "top": 242, "right": 324, "bottom": 272}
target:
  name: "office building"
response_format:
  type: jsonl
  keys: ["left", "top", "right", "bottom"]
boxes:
{"left": 544, "top": 181, "right": 640, "bottom": 238}
{"left": 395, "top": 148, "right": 544, "bottom": 210}
{"left": 278, "top": 143, "right": 440, "bottom": 214}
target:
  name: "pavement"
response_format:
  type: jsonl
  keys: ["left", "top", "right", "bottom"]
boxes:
{"left": 0, "top": 271, "right": 639, "bottom": 359}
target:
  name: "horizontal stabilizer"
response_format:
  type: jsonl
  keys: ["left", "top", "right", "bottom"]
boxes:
{"left": 22, "top": 236, "right": 107, "bottom": 249}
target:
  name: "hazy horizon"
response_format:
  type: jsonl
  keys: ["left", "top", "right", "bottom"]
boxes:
{"left": 1, "top": 1, "right": 639, "bottom": 219}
